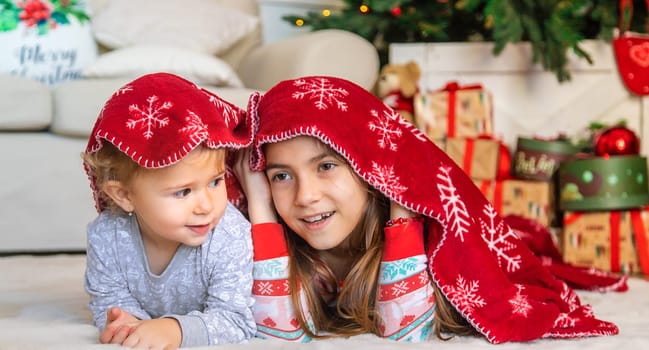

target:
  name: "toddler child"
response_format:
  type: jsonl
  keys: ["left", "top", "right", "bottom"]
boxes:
{"left": 82, "top": 72, "right": 256, "bottom": 348}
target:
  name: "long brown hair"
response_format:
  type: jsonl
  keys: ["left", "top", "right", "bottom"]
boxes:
{"left": 280, "top": 149, "right": 477, "bottom": 340}
{"left": 285, "top": 181, "right": 387, "bottom": 338}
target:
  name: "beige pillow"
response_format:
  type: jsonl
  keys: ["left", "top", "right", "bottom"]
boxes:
{"left": 83, "top": 45, "right": 244, "bottom": 87}
{"left": 91, "top": 0, "right": 258, "bottom": 55}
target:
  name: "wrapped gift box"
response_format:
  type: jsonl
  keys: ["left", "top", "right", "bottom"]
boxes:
{"left": 476, "top": 179, "right": 555, "bottom": 227}
{"left": 558, "top": 155, "right": 649, "bottom": 211}
{"left": 413, "top": 81, "right": 493, "bottom": 147}
{"left": 446, "top": 137, "right": 511, "bottom": 180}
{"left": 513, "top": 137, "right": 577, "bottom": 181}
{"left": 562, "top": 209, "right": 649, "bottom": 275}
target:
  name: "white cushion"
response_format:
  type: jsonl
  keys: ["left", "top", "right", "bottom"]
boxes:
{"left": 91, "top": 0, "right": 258, "bottom": 55}
{"left": 0, "top": 75, "right": 52, "bottom": 130}
{"left": 83, "top": 45, "right": 244, "bottom": 87}
{"left": 0, "top": 0, "right": 98, "bottom": 86}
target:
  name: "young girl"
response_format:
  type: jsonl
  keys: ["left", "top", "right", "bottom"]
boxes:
{"left": 82, "top": 73, "right": 256, "bottom": 349}
{"left": 234, "top": 76, "right": 619, "bottom": 344}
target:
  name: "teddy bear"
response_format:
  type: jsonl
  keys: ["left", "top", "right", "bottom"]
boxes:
{"left": 375, "top": 60, "right": 421, "bottom": 124}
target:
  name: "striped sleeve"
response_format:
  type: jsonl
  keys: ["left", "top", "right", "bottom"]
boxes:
{"left": 378, "top": 220, "right": 435, "bottom": 342}
{"left": 251, "top": 223, "right": 312, "bottom": 342}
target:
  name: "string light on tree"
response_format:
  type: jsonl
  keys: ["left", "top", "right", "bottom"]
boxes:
{"left": 281, "top": 0, "right": 627, "bottom": 82}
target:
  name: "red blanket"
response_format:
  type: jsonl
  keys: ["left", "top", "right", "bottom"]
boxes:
{"left": 246, "top": 76, "right": 621, "bottom": 343}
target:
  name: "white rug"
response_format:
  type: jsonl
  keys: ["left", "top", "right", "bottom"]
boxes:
{"left": 1, "top": 254, "right": 647, "bottom": 350}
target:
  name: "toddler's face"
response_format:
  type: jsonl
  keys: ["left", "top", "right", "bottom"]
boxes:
{"left": 264, "top": 136, "right": 369, "bottom": 251}
{"left": 126, "top": 147, "right": 227, "bottom": 250}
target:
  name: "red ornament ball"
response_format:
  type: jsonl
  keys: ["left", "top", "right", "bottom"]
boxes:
{"left": 391, "top": 6, "right": 402, "bottom": 17}
{"left": 594, "top": 126, "right": 640, "bottom": 156}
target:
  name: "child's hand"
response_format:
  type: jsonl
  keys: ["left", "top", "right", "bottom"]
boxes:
{"left": 232, "top": 149, "right": 277, "bottom": 224}
{"left": 389, "top": 201, "right": 417, "bottom": 221}
{"left": 99, "top": 307, "right": 139, "bottom": 344}
{"left": 121, "top": 318, "right": 182, "bottom": 350}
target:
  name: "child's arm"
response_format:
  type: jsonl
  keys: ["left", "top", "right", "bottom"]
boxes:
{"left": 163, "top": 206, "right": 256, "bottom": 347}
{"left": 252, "top": 223, "right": 312, "bottom": 342}
{"left": 233, "top": 150, "right": 311, "bottom": 341}
{"left": 377, "top": 204, "right": 436, "bottom": 342}
{"left": 84, "top": 216, "right": 151, "bottom": 330}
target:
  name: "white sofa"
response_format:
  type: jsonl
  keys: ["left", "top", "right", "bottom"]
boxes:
{"left": 0, "top": 0, "right": 379, "bottom": 253}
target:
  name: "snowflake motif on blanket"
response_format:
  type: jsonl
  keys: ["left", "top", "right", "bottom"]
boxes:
{"left": 205, "top": 93, "right": 239, "bottom": 127}
{"left": 436, "top": 166, "right": 471, "bottom": 242}
{"left": 479, "top": 205, "right": 522, "bottom": 273}
{"left": 126, "top": 95, "right": 172, "bottom": 139}
{"left": 559, "top": 282, "right": 580, "bottom": 312}
{"left": 509, "top": 285, "right": 532, "bottom": 317}
{"left": 553, "top": 313, "right": 577, "bottom": 328}
{"left": 115, "top": 84, "right": 133, "bottom": 97}
{"left": 368, "top": 109, "right": 403, "bottom": 151}
{"left": 445, "top": 276, "right": 486, "bottom": 312}
{"left": 367, "top": 162, "right": 407, "bottom": 198}
{"left": 292, "top": 77, "right": 349, "bottom": 111}
{"left": 180, "top": 111, "right": 207, "bottom": 144}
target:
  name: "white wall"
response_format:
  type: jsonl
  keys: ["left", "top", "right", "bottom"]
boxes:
{"left": 257, "top": 0, "right": 344, "bottom": 44}
{"left": 390, "top": 41, "right": 648, "bottom": 155}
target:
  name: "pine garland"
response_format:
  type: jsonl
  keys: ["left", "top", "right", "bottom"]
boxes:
{"left": 284, "top": 0, "right": 646, "bottom": 82}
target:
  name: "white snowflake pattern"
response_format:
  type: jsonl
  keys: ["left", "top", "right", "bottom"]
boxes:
{"left": 257, "top": 281, "right": 274, "bottom": 295}
{"left": 391, "top": 281, "right": 410, "bottom": 297}
{"left": 180, "top": 110, "right": 208, "bottom": 144}
{"left": 292, "top": 77, "right": 349, "bottom": 111}
{"left": 115, "top": 85, "right": 133, "bottom": 96}
{"left": 446, "top": 276, "right": 486, "bottom": 312}
{"left": 418, "top": 271, "right": 429, "bottom": 285}
{"left": 553, "top": 313, "right": 576, "bottom": 328}
{"left": 559, "top": 282, "right": 579, "bottom": 311}
{"left": 368, "top": 109, "right": 402, "bottom": 151}
{"left": 436, "top": 166, "right": 471, "bottom": 242}
{"left": 126, "top": 95, "right": 172, "bottom": 139}
{"left": 509, "top": 285, "right": 532, "bottom": 317}
{"left": 367, "top": 162, "right": 407, "bottom": 197}
{"left": 207, "top": 94, "right": 239, "bottom": 127}
{"left": 479, "top": 205, "right": 522, "bottom": 272}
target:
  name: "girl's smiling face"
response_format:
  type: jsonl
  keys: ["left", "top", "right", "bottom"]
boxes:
{"left": 264, "top": 136, "right": 369, "bottom": 251}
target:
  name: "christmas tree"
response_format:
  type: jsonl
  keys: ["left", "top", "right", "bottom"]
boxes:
{"left": 284, "top": 0, "right": 648, "bottom": 82}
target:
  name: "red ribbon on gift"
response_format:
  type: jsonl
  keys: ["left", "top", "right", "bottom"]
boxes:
{"left": 564, "top": 209, "right": 649, "bottom": 275}
{"left": 477, "top": 180, "right": 504, "bottom": 214}
{"left": 630, "top": 209, "right": 649, "bottom": 275}
{"left": 462, "top": 135, "right": 512, "bottom": 180}
{"left": 438, "top": 81, "right": 484, "bottom": 138}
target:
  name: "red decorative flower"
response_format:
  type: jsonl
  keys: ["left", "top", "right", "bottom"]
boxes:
{"left": 17, "top": 0, "right": 53, "bottom": 27}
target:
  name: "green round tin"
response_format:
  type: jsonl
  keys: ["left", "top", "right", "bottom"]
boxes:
{"left": 558, "top": 155, "right": 649, "bottom": 211}
{"left": 514, "top": 137, "right": 578, "bottom": 181}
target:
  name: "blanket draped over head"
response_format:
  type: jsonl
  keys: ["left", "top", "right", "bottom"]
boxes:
{"left": 245, "top": 76, "right": 624, "bottom": 344}
{"left": 84, "top": 72, "right": 253, "bottom": 212}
